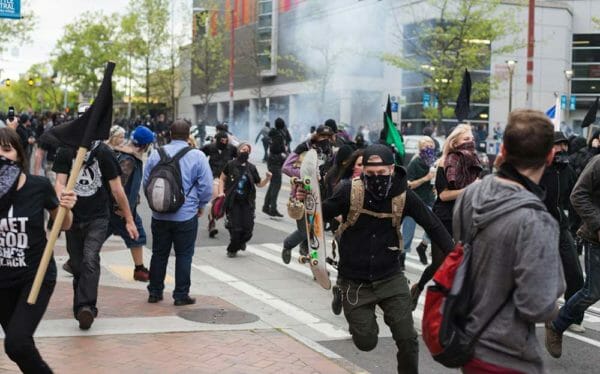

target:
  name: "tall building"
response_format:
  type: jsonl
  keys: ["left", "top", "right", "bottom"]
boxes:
{"left": 179, "top": 0, "right": 600, "bottom": 143}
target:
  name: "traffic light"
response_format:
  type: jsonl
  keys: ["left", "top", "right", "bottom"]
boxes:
{"left": 27, "top": 78, "right": 34, "bottom": 87}
{"left": 4, "top": 79, "right": 10, "bottom": 87}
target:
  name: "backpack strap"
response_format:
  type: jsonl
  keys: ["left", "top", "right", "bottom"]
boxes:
{"left": 171, "top": 146, "right": 193, "bottom": 163}
{"left": 334, "top": 178, "right": 364, "bottom": 238}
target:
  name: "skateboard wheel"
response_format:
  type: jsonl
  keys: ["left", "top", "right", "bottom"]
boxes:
{"left": 304, "top": 178, "right": 311, "bottom": 185}
{"left": 311, "top": 259, "right": 319, "bottom": 266}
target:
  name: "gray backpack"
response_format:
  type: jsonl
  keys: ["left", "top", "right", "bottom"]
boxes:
{"left": 145, "top": 146, "right": 192, "bottom": 213}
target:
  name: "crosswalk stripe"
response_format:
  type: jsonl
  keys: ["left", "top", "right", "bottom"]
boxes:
{"left": 192, "top": 264, "right": 350, "bottom": 339}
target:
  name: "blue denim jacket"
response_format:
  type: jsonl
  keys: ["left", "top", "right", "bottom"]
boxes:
{"left": 143, "top": 140, "right": 214, "bottom": 222}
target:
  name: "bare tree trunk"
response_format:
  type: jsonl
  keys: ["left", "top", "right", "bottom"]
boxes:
{"left": 146, "top": 56, "right": 150, "bottom": 114}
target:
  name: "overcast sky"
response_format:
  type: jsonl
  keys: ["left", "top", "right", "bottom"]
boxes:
{"left": 1, "top": 0, "right": 188, "bottom": 81}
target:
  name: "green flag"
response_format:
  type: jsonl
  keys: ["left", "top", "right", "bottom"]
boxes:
{"left": 382, "top": 95, "right": 405, "bottom": 161}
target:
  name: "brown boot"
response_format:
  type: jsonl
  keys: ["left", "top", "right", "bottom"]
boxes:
{"left": 545, "top": 322, "right": 563, "bottom": 358}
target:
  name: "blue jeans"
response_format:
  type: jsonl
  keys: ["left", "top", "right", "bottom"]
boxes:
{"left": 553, "top": 240, "right": 600, "bottom": 332}
{"left": 401, "top": 203, "right": 432, "bottom": 252}
{"left": 148, "top": 217, "right": 198, "bottom": 301}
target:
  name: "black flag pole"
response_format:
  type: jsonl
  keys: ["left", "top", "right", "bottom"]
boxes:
{"left": 28, "top": 62, "right": 116, "bottom": 305}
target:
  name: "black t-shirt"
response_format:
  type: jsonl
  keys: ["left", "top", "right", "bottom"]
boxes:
{"left": 222, "top": 160, "right": 261, "bottom": 203}
{"left": 407, "top": 156, "right": 435, "bottom": 205}
{"left": 0, "top": 175, "right": 59, "bottom": 288}
{"left": 201, "top": 143, "right": 237, "bottom": 177}
{"left": 433, "top": 166, "right": 455, "bottom": 224}
{"left": 53, "top": 143, "right": 120, "bottom": 223}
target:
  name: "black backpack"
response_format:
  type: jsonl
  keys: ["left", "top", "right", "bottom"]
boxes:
{"left": 269, "top": 130, "right": 287, "bottom": 154}
{"left": 145, "top": 146, "right": 192, "bottom": 213}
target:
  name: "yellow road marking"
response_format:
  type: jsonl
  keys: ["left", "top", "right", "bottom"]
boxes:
{"left": 107, "top": 265, "right": 174, "bottom": 285}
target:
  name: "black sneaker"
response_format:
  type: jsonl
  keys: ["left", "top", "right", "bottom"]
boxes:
{"left": 209, "top": 228, "right": 218, "bottom": 238}
{"left": 331, "top": 285, "right": 343, "bottom": 315}
{"left": 416, "top": 243, "right": 428, "bottom": 265}
{"left": 282, "top": 248, "right": 292, "bottom": 264}
{"left": 272, "top": 210, "right": 284, "bottom": 218}
{"left": 227, "top": 251, "right": 237, "bottom": 258}
{"left": 262, "top": 206, "right": 271, "bottom": 215}
{"left": 62, "top": 260, "right": 73, "bottom": 275}
{"left": 174, "top": 296, "right": 196, "bottom": 306}
{"left": 76, "top": 306, "right": 94, "bottom": 330}
{"left": 148, "top": 294, "right": 163, "bottom": 303}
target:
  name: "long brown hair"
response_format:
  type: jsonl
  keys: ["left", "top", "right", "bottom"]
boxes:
{"left": 0, "top": 127, "right": 28, "bottom": 170}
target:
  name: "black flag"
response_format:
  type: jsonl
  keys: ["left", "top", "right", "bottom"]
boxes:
{"left": 455, "top": 69, "right": 471, "bottom": 122}
{"left": 582, "top": 97, "right": 599, "bottom": 128}
{"left": 41, "top": 62, "right": 115, "bottom": 148}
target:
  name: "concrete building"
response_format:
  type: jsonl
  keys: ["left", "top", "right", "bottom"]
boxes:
{"left": 178, "top": 0, "right": 600, "bottom": 143}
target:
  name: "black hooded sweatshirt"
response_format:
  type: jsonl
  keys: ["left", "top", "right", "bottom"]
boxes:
{"left": 323, "top": 166, "right": 454, "bottom": 281}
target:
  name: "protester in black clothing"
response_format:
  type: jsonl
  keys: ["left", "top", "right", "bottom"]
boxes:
{"left": 540, "top": 132, "right": 585, "bottom": 333}
{"left": 325, "top": 118, "right": 348, "bottom": 148}
{"left": 53, "top": 141, "right": 138, "bottom": 330}
{"left": 201, "top": 132, "right": 237, "bottom": 237}
{"left": 263, "top": 118, "right": 290, "bottom": 217}
{"left": 255, "top": 121, "right": 271, "bottom": 162}
{"left": 218, "top": 142, "right": 271, "bottom": 257}
{"left": 0, "top": 128, "right": 77, "bottom": 374}
{"left": 296, "top": 144, "right": 453, "bottom": 374}
{"left": 354, "top": 134, "right": 367, "bottom": 149}
{"left": 411, "top": 123, "right": 481, "bottom": 307}
{"left": 15, "top": 114, "right": 35, "bottom": 161}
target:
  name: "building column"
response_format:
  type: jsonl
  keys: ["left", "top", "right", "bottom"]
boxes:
{"left": 288, "top": 94, "right": 298, "bottom": 128}
{"left": 217, "top": 102, "right": 225, "bottom": 123}
{"left": 339, "top": 91, "right": 352, "bottom": 126}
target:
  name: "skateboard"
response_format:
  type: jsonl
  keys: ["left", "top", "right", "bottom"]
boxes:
{"left": 297, "top": 149, "right": 331, "bottom": 290}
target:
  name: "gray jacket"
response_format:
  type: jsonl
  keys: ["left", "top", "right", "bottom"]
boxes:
{"left": 571, "top": 154, "right": 600, "bottom": 244}
{"left": 453, "top": 174, "right": 565, "bottom": 374}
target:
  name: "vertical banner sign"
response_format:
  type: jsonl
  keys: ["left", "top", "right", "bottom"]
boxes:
{"left": 561, "top": 95, "right": 567, "bottom": 110}
{"left": 570, "top": 96, "right": 576, "bottom": 111}
{"left": 423, "top": 93, "right": 431, "bottom": 108}
{"left": 0, "top": 0, "right": 20, "bottom": 19}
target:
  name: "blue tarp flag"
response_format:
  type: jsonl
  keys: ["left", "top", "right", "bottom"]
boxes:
{"left": 546, "top": 105, "right": 556, "bottom": 119}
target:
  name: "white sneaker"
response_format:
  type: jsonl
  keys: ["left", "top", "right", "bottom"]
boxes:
{"left": 568, "top": 323, "right": 585, "bottom": 333}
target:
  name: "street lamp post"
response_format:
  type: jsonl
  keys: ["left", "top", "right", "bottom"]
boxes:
{"left": 228, "top": 8, "right": 234, "bottom": 126}
{"left": 506, "top": 60, "right": 517, "bottom": 113}
{"left": 564, "top": 69, "right": 574, "bottom": 127}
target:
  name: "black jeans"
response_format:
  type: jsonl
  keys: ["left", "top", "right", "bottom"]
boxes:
{"left": 148, "top": 217, "right": 198, "bottom": 300}
{"left": 226, "top": 199, "right": 255, "bottom": 253}
{"left": 338, "top": 272, "right": 418, "bottom": 374}
{"left": 261, "top": 140, "right": 269, "bottom": 161}
{"left": 264, "top": 154, "right": 284, "bottom": 212}
{"left": 0, "top": 280, "right": 55, "bottom": 374}
{"left": 559, "top": 228, "right": 584, "bottom": 302}
{"left": 66, "top": 217, "right": 109, "bottom": 316}
{"left": 417, "top": 216, "right": 452, "bottom": 290}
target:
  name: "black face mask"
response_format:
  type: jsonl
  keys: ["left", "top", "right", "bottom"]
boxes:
{"left": 238, "top": 152, "right": 249, "bottom": 163}
{"left": 554, "top": 150, "right": 569, "bottom": 165}
{"left": 315, "top": 140, "right": 331, "bottom": 155}
{"left": 362, "top": 173, "right": 393, "bottom": 200}
{"left": 217, "top": 141, "right": 228, "bottom": 150}
{"left": 0, "top": 156, "right": 21, "bottom": 213}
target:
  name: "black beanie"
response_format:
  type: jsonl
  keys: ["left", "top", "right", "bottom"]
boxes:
{"left": 324, "top": 119, "right": 338, "bottom": 133}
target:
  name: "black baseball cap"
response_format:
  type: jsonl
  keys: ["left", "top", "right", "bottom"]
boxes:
{"left": 363, "top": 144, "right": 395, "bottom": 166}
{"left": 316, "top": 125, "right": 334, "bottom": 136}
{"left": 553, "top": 131, "right": 568, "bottom": 144}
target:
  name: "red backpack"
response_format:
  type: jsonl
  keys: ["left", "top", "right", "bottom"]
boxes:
{"left": 422, "top": 235, "right": 512, "bottom": 368}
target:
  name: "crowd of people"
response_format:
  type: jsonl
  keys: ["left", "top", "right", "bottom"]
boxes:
{"left": 1, "top": 103, "right": 600, "bottom": 373}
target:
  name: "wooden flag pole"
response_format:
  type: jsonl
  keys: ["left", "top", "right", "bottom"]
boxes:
{"left": 27, "top": 147, "right": 88, "bottom": 305}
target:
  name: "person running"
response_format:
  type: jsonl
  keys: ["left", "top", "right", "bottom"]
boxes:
{"left": 410, "top": 124, "right": 481, "bottom": 307}
{"left": 281, "top": 125, "right": 335, "bottom": 263}
{"left": 263, "top": 118, "right": 290, "bottom": 217}
{"left": 53, "top": 139, "right": 139, "bottom": 330}
{"left": 218, "top": 142, "right": 271, "bottom": 257}
{"left": 402, "top": 137, "right": 436, "bottom": 265}
{"left": 255, "top": 121, "right": 271, "bottom": 162}
{"left": 297, "top": 144, "right": 453, "bottom": 373}
{"left": 0, "top": 127, "right": 77, "bottom": 373}
{"left": 454, "top": 109, "right": 564, "bottom": 373}
{"left": 106, "top": 126, "right": 156, "bottom": 282}
{"left": 546, "top": 152, "right": 600, "bottom": 358}
{"left": 201, "top": 131, "right": 237, "bottom": 238}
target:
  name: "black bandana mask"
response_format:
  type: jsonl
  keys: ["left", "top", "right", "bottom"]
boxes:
{"left": 0, "top": 156, "right": 21, "bottom": 213}
{"left": 315, "top": 140, "right": 332, "bottom": 155}
{"left": 362, "top": 173, "right": 393, "bottom": 200}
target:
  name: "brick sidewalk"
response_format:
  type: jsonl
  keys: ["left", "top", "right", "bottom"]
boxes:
{"left": 0, "top": 330, "right": 350, "bottom": 374}
{"left": 0, "top": 241, "right": 355, "bottom": 373}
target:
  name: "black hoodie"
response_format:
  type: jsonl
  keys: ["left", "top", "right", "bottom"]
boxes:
{"left": 323, "top": 166, "right": 453, "bottom": 281}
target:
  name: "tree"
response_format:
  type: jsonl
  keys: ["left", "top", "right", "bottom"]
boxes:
{"left": 121, "top": 0, "right": 170, "bottom": 114}
{"left": 191, "top": 10, "right": 229, "bottom": 119}
{"left": 52, "top": 11, "right": 124, "bottom": 98}
{"left": 382, "top": 0, "right": 519, "bottom": 124}
{"left": 0, "top": 1, "right": 36, "bottom": 55}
